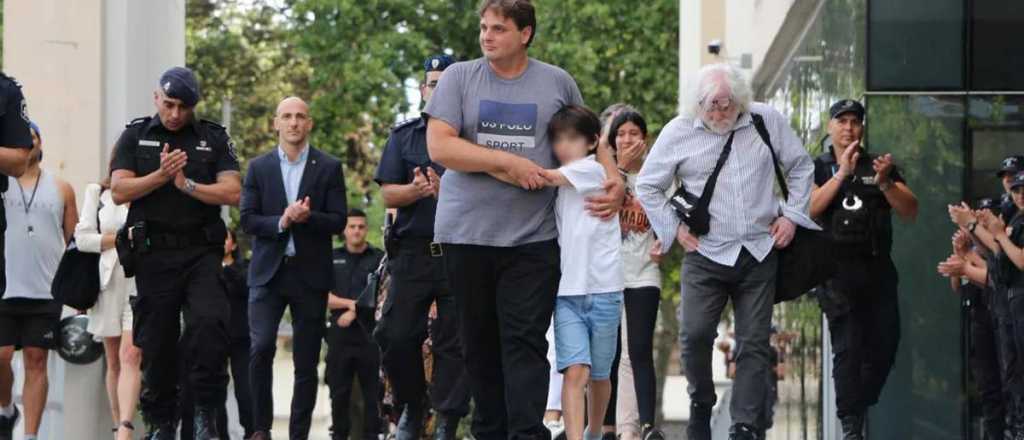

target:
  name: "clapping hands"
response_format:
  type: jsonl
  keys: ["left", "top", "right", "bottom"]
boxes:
{"left": 280, "top": 196, "right": 312, "bottom": 230}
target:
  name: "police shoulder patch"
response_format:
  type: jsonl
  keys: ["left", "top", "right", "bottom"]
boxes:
{"left": 392, "top": 117, "right": 420, "bottom": 131}
{"left": 126, "top": 116, "right": 151, "bottom": 128}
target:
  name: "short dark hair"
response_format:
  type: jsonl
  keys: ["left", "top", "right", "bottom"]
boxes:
{"left": 548, "top": 105, "right": 602, "bottom": 151}
{"left": 478, "top": 0, "right": 537, "bottom": 47}
{"left": 607, "top": 111, "right": 648, "bottom": 150}
{"left": 348, "top": 208, "right": 367, "bottom": 218}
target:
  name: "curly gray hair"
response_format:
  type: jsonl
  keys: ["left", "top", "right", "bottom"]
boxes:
{"left": 682, "top": 63, "right": 753, "bottom": 119}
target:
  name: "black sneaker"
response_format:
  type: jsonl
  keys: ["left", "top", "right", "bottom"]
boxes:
{"left": 0, "top": 406, "right": 19, "bottom": 440}
{"left": 640, "top": 424, "right": 665, "bottom": 440}
{"left": 601, "top": 432, "right": 616, "bottom": 440}
{"left": 728, "top": 423, "right": 760, "bottom": 440}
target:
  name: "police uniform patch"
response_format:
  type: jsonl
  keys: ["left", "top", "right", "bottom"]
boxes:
{"left": 20, "top": 98, "right": 29, "bottom": 124}
{"left": 227, "top": 139, "right": 238, "bottom": 161}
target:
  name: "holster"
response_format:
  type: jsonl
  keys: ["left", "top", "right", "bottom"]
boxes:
{"left": 116, "top": 221, "right": 149, "bottom": 278}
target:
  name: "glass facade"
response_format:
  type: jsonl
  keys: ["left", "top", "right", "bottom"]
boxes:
{"left": 760, "top": 0, "right": 1024, "bottom": 438}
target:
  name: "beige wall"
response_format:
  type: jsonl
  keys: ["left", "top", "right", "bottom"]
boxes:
{"left": 4, "top": 1, "right": 104, "bottom": 197}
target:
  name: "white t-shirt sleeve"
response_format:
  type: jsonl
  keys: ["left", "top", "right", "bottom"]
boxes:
{"left": 559, "top": 157, "right": 606, "bottom": 194}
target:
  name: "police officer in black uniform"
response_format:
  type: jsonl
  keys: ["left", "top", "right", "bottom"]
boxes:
{"left": 374, "top": 54, "right": 470, "bottom": 440}
{"left": 810, "top": 99, "right": 919, "bottom": 440}
{"left": 0, "top": 71, "right": 34, "bottom": 439}
{"left": 110, "top": 67, "right": 241, "bottom": 440}
{"left": 998, "top": 156, "right": 1024, "bottom": 221}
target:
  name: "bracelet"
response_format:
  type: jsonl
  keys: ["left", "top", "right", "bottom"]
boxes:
{"left": 968, "top": 222, "right": 978, "bottom": 233}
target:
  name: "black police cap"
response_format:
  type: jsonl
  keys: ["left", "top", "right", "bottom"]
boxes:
{"left": 977, "top": 197, "right": 998, "bottom": 210}
{"left": 997, "top": 155, "right": 1024, "bottom": 177}
{"left": 159, "top": 67, "right": 201, "bottom": 108}
{"left": 424, "top": 54, "right": 456, "bottom": 73}
{"left": 1012, "top": 171, "right": 1024, "bottom": 191}
{"left": 830, "top": 99, "right": 865, "bottom": 121}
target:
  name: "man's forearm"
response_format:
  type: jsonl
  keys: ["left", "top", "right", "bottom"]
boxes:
{"left": 810, "top": 177, "right": 843, "bottom": 219}
{"left": 884, "top": 183, "right": 918, "bottom": 221}
{"left": 111, "top": 171, "right": 168, "bottom": 205}
{"left": 381, "top": 183, "right": 423, "bottom": 208}
{"left": 327, "top": 293, "right": 356, "bottom": 310}
{"left": 427, "top": 121, "right": 508, "bottom": 174}
{"left": 183, "top": 173, "right": 241, "bottom": 207}
{"left": 0, "top": 148, "right": 29, "bottom": 178}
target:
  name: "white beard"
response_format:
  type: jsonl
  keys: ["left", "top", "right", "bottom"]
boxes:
{"left": 704, "top": 117, "right": 735, "bottom": 135}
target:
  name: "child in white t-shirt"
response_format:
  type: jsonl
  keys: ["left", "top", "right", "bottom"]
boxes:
{"left": 540, "top": 105, "right": 624, "bottom": 440}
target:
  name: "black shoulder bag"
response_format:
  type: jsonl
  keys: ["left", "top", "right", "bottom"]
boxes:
{"left": 669, "top": 131, "right": 737, "bottom": 236}
{"left": 750, "top": 114, "right": 837, "bottom": 303}
{"left": 52, "top": 199, "right": 103, "bottom": 310}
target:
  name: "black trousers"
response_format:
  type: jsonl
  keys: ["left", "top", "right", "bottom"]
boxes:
{"left": 133, "top": 246, "right": 230, "bottom": 425}
{"left": 825, "top": 257, "right": 901, "bottom": 418}
{"left": 378, "top": 242, "right": 470, "bottom": 416}
{"left": 624, "top": 287, "right": 661, "bottom": 426}
{"left": 180, "top": 334, "right": 255, "bottom": 439}
{"left": 444, "top": 241, "right": 560, "bottom": 440}
{"left": 325, "top": 335, "right": 381, "bottom": 440}
{"left": 248, "top": 263, "right": 328, "bottom": 438}
{"left": 968, "top": 287, "right": 1005, "bottom": 437}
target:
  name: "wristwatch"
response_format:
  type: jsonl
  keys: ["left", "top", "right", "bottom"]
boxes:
{"left": 968, "top": 221, "right": 978, "bottom": 233}
{"left": 879, "top": 181, "right": 893, "bottom": 192}
{"left": 183, "top": 178, "right": 198, "bottom": 194}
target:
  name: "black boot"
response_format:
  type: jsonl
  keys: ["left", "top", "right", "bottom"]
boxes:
{"left": 432, "top": 413, "right": 460, "bottom": 440}
{"left": 194, "top": 406, "right": 220, "bottom": 440}
{"left": 640, "top": 423, "right": 666, "bottom": 440}
{"left": 396, "top": 403, "right": 424, "bottom": 440}
{"left": 145, "top": 421, "right": 177, "bottom": 440}
{"left": 728, "top": 423, "right": 760, "bottom": 440}
{"left": 686, "top": 402, "right": 712, "bottom": 440}
{"left": 840, "top": 415, "right": 864, "bottom": 440}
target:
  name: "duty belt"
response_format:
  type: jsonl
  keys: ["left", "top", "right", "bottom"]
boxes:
{"left": 148, "top": 230, "right": 211, "bottom": 250}
{"left": 400, "top": 238, "right": 444, "bottom": 257}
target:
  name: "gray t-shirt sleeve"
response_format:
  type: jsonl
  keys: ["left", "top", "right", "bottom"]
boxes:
{"left": 423, "top": 64, "right": 463, "bottom": 133}
{"left": 564, "top": 72, "right": 584, "bottom": 106}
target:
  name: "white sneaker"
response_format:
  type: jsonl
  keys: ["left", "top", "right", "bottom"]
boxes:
{"left": 545, "top": 420, "right": 565, "bottom": 440}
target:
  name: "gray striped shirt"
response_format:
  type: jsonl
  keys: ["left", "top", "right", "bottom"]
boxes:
{"left": 636, "top": 102, "right": 818, "bottom": 267}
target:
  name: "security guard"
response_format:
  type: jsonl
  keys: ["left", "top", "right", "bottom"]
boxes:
{"left": 374, "top": 54, "right": 470, "bottom": 440}
{"left": 110, "top": 67, "right": 240, "bottom": 440}
{"left": 809, "top": 99, "right": 919, "bottom": 440}
{"left": 998, "top": 156, "right": 1024, "bottom": 221}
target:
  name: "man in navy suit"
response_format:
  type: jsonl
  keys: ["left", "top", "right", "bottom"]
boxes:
{"left": 240, "top": 96, "right": 347, "bottom": 440}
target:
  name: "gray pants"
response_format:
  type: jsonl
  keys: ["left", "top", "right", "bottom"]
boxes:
{"left": 679, "top": 249, "right": 776, "bottom": 428}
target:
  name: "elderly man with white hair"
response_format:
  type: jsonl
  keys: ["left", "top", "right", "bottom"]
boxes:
{"left": 636, "top": 63, "right": 816, "bottom": 440}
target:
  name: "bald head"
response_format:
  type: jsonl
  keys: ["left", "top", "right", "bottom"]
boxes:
{"left": 276, "top": 96, "right": 309, "bottom": 116}
{"left": 274, "top": 96, "right": 313, "bottom": 148}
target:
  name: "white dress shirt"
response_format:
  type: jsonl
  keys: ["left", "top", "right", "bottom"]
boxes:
{"left": 636, "top": 103, "right": 818, "bottom": 267}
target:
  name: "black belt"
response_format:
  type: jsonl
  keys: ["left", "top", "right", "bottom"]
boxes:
{"left": 398, "top": 238, "right": 443, "bottom": 257}
{"left": 148, "top": 230, "right": 211, "bottom": 250}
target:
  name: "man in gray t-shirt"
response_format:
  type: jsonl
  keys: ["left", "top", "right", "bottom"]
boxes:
{"left": 424, "top": 2, "right": 623, "bottom": 439}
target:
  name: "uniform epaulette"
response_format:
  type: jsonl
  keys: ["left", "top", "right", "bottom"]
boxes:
{"left": 126, "top": 116, "right": 151, "bottom": 128}
{"left": 392, "top": 117, "right": 420, "bottom": 131}
{"left": 200, "top": 118, "right": 227, "bottom": 131}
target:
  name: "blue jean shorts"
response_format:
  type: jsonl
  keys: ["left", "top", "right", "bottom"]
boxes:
{"left": 554, "top": 292, "right": 623, "bottom": 380}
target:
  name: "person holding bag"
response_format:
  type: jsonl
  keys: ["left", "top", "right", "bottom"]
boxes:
{"left": 75, "top": 169, "right": 142, "bottom": 440}
{"left": 636, "top": 63, "right": 818, "bottom": 440}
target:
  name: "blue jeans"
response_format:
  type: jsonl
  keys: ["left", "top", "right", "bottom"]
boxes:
{"left": 554, "top": 292, "right": 623, "bottom": 379}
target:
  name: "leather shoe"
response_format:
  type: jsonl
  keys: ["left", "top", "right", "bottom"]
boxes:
{"left": 396, "top": 404, "right": 424, "bottom": 440}
{"left": 194, "top": 406, "right": 220, "bottom": 440}
{"left": 840, "top": 415, "right": 864, "bottom": 440}
{"left": 686, "top": 402, "right": 712, "bottom": 440}
{"left": 728, "top": 423, "right": 760, "bottom": 440}
{"left": 144, "top": 422, "right": 177, "bottom": 440}
{"left": 249, "top": 431, "right": 272, "bottom": 440}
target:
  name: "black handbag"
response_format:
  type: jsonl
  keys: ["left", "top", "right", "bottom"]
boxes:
{"left": 51, "top": 239, "right": 101, "bottom": 310}
{"left": 751, "top": 114, "right": 837, "bottom": 303}
{"left": 669, "top": 131, "right": 736, "bottom": 236}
